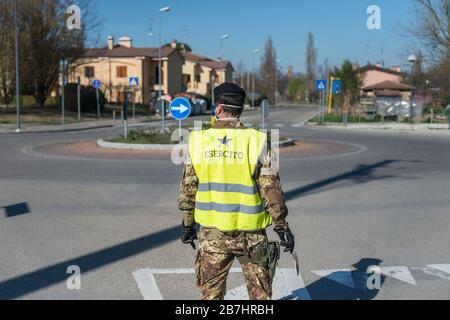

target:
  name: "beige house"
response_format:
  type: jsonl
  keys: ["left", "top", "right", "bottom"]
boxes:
{"left": 358, "top": 65, "right": 414, "bottom": 99}
{"left": 182, "top": 52, "right": 234, "bottom": 96}
{"left": 68, "top": 36, "right": 184, "bottom": 104}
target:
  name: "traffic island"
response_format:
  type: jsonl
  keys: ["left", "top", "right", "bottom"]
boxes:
{"left": 26, "top": 134, "right": 365, "bottom": 162}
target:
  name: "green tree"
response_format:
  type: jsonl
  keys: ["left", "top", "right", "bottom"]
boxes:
{"left": 333, "top": 60, "right": 362, "bottom": 114}
{"left": 287, "top": 78, "right": 306, "bottom": 102}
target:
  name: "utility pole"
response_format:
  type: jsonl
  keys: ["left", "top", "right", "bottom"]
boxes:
{"left": 77, "top": 76, "right": 81, "bottom": 121}
{"left": 14, "top": 0, "right": 21, "bottom": 133}
{"left": 158, "top": 6, "right": 171, "bottom": 133}
{"left": 252, "top": 49, "right": 259, "bottom": 108}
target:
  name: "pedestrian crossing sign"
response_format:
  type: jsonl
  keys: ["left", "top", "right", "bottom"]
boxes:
{"left": 316, "top": 80, "right": 327, "bottom": 91}
{"left": 129, "top": 77, "right": 139, "bottom": 87}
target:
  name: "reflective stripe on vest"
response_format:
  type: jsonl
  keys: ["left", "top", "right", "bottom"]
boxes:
{"left": 189, "top": 128, "right": 272, "bottom": 232}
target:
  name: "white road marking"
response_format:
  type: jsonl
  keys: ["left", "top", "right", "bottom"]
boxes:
{"left": 424, "top": 264, "right": 450, "bottom": 280}
{"left": 291, "top": 124, "right": 302, "bottom": 128}
{"left": 132, "top": 269, "right": 163, "bottom": 300}
{"left": 379, "top": 266, "right": 417, "bottom": 286}
{"left": 311, "top": 269, "right": 355, "bottom": 288}
{"left": 275, "top": 124, "right": 284, "bottom": 128}
{"left": 426, "top": 264, "right": 450, "bottom": 275}
{"left": 132, "top": 268, "right": 310, "bottom": 300}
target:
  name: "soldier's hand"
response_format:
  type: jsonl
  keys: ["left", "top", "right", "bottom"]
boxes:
{"left": 181, "top": 223, "right": 198, "bottom": 250}
{"left": 274, "top": 226, "right": 295, "bottom": 254}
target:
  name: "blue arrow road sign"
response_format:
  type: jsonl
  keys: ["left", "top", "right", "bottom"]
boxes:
{"left": 316, "top": 80, "right": 327, "bottom": 91}
{"left": 92, "top": 79, "right": 101, "bottom": 89}
{"left": 332, "top": 80, "right": 343, "bottom": 94}
{"left": 129, "top": 77, "right": 139, "bottom": 87}
{"left": 169, "top": 97, "right": 192, "bottom": 121}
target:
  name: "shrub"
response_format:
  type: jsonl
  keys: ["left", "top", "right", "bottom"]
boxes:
{"left": 64, "top": 83, "right": 106, "bottom": 113}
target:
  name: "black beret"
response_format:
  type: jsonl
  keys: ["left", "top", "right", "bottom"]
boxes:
{"left": 214, "top": 83, "right": 246, "bottom": 100}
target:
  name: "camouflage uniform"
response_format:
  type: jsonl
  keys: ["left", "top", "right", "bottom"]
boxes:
{"left": 178, "top": 119, "right": 289, "bottom": 300}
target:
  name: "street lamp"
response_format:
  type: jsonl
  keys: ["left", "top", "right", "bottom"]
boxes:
{"left": 275, "top": 59, "right": 281, "bottom": 106}
{"left": 218, "top": 34, "right": 230, "bottom": 60}
{"left": 14, "top": 0, "right": 21, "bottom": 133}
{"left": 252, "top": 49, "right": 260, "bottom": 109}
{"left": 158, "top": 6, "right": 171, "bottom": 132}
{"left": 408, "top": 54, "right": 417, "bottom": 121}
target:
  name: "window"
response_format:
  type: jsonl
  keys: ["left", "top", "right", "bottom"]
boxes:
{"left": 116, "top": 66, "right": 127, "bottom": 78}
{"left": 195, "top": 75, "right": 201, "bottom": 83}
{"left": 84, "top": 66, "right": 95, "bottom": 78}
{"left": 155, "top": 66, "right": 164, "bottom": 85}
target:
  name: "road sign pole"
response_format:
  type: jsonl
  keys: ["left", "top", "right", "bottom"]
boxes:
{"left": 319, "top": 91, "right": 322, "bottom": 124}
{"left": 133, "top": 88, "right": 136, "bottom": 120}
{"left": 328, "top": 77, "right": 333, "bottom": 114}
{"left": 161, "top": 100, "right": 165, "bottom": 133}
{"left": 96, "top": 87, "right": 100, "bottom": 119}
{"left": 179, "top": 120, "right": 182, "bottom": 142}
{"left": 61, "top": 60, "right": 65, "bottom": 130}
{"left": 322, "top": 91, "right": 325, "bottom": 123}
{"left": 77, "top": 77, "right": 81, "bottom": 121}
{"left": 123, "top": 94, "right": 128, "bottom": 140}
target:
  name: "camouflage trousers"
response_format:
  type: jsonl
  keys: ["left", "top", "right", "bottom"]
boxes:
{"left": 195, "top": 227, "right": 272, "bottom": 300}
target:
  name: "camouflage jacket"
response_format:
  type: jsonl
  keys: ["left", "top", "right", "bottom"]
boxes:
{"left": 178, "top": 119, "right": 289, "bottom": 229}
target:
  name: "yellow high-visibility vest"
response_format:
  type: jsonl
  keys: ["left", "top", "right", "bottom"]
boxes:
{"left": 189, "top": 128, "right": 272, "bottom": 232}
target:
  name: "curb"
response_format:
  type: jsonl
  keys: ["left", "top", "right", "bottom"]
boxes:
{"left": 97, "top": 139, "right": 177, "bottom": 151}
{"left": 0, "top": 124, "right": 114, "bottom": 135}
{"left": 307, "top": 123, "right": 450, "bottom": 134}
{"left": 96, "top": 138, "right": 296, "bottom": 151}
{"left": 273, "top": 138, "right": 296, "bottom": 147}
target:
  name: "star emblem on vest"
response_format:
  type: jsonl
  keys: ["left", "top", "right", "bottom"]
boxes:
{"left": 218, "top": 135, "right": 233, "bottom": 147}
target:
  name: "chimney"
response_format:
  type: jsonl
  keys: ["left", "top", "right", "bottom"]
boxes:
{"left": 118, "top": 36, "right": 133, "bottom": 48}
{"left": 171, "top": 39, "right": 177, "bottom": 48}
{"left": 107, "top": 36, "right": 114, "bottom": 50}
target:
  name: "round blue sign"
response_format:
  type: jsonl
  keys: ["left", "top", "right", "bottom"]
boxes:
{"left": 92, "top": 79, "right": 101, "bottom": 89}
{"left": 169, "top": 97, "right": 192, "bottom": 121}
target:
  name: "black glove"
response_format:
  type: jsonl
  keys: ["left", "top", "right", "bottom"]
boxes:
{"left": 181, "top": 223, "right": 198, "bottom": 250}
{"left": 274, "top": 226, "right": 295, "bottom": 254}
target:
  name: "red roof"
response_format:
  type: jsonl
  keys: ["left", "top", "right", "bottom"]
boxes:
{"left": 358, "top": 65, "right": 405, "bottom": 76}
{"left": 83, "top": 45, "right": 177, "bottom": 59}
{"left": 183, "top": 52, "right": 232, "bottom": 70}
{"left": 363, "top": 80, "right": 415, "bottom": 91}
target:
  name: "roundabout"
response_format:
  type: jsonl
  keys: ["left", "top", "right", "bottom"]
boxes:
{"left": 22, "top": 138, "right": 366, "bottom": 162}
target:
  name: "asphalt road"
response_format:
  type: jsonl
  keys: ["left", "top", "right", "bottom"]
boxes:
{"left": 1, "top": 105, "right": 450, "bottom": 300}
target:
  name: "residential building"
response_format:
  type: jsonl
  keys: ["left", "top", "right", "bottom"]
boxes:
{"left": 182, "top": 51, "right": 234, "bottom": 96}
{"left": 68, "top": 36, "right": 184, "bottom": 104}
{"left": 358, "top": 64, "right": 414, "bottom": 100}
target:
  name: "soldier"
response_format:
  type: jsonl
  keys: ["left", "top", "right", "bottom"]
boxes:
{"left": 178, "top": 83, "right": 295, "bottom": 300}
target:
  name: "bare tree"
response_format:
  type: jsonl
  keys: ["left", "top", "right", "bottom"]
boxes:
{"left": 305, "top": 32, "right": 317, "bottom": 101}
{"left": 0, "top": 0, "right": 100, "bottom": 108}
{"left": 406, "top": 0, "right": 449, "bottom": 62}
{"left": 258, "top": 36, "right": 277, "bottom": 104}
{"left": 235, "top": 59, "right": 245, "bottom": 88}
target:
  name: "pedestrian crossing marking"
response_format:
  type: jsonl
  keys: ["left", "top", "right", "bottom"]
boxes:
{"left": 133, "top": 263, "right": 450, "bottom": 300}
{"left": 132, "top": 268, "right": 310, "bottom": 300}
{"left": 379, "top": 266, "right": 417, "bottom": 285}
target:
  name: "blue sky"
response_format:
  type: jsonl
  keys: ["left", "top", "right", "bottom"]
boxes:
{"left": 92, "top": 0, "right": 417, "bottom": 73}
